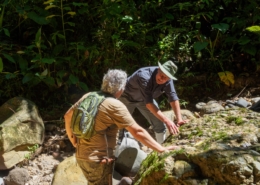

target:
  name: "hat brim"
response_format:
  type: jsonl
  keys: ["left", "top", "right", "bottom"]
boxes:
{"left": 158, "top": 62, "right": 177, "bottom": 80}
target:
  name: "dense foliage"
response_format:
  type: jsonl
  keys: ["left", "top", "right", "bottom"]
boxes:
{"left": 0, "top": 0, "right": 259, "bottom": 108}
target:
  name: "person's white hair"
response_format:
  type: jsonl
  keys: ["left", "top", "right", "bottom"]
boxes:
{"left": 101, "top": 69, "right": 127, "bottom": 95}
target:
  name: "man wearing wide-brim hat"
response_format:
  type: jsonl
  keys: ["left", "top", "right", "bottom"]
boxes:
{"left": 119, "top": 60, "right": 189, "bottom": 144}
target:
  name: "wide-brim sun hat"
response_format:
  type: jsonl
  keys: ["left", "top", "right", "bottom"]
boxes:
{"left": 158, "top": 60, "right": 178, "bottom": 80}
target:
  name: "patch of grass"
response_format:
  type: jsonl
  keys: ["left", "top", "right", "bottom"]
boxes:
{"left": 226, "top": 116, "right": 243, "bottom": 125}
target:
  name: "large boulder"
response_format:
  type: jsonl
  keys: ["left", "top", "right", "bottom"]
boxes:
{"left": 52, "top": 155, "right": 123, "bottom": 185}
{"left": 0, "top": 97, "right": 45, "bottom": 169}
{"left": 134, "top": 108, "right": 260, "bottom": 185}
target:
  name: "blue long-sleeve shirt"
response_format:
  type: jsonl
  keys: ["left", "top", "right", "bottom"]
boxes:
{"left": 123, "top": 66, "right": 179, "bottom": 104}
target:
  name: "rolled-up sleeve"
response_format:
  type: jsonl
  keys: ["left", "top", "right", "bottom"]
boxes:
{"left": 164, "top": 80, "right": 179, "bottom": 102}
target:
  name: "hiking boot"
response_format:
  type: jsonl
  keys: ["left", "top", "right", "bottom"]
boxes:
{"left": 117, "top": 177, "right": 132, "bottom": 185}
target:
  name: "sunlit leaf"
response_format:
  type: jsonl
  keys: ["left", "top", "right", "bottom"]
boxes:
{"left": 45, "top": 5, "right": 57, "bottom": 10}
{"left": 43, "top": 0, "right": 55, "bottom": 4}
{"left": 218, "top": 71, "right": 235, "bottom": 87}
{"left": 41, "top": 69, "right": 48, "bottom": 76}
{"left": 246, "top": 26, "right": 260, "bottom": 34}
{"left": 122, "top": 15, "right": 133, "bottom": 22}
{"left": 17, "top": 51, "right": 25, "bottom": 54}
{"left": 82, "top": 70, "right": 86, "bottom": 77}
{"left": 46, "top": 15, "right": 59, "bottom": 19}
{"left": 66, "top": 12, "right": 76, "bottom": 16}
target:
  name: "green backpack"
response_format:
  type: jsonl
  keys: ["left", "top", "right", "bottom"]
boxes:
{"left": 70, "top": 91, "right": 106, "bottom": 139}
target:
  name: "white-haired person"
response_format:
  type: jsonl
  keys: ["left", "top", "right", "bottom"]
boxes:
{"left": 64, "top": 69, "right": 180, "bottom": 185}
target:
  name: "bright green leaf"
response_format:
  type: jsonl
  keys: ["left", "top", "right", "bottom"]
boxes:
{"left": 122, "top": 15, "right": 133, "bottom": 22}
{"left": 246, "top": 26, "right": 260, "bottom": 34}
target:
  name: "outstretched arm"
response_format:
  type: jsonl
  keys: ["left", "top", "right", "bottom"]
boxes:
{"left": 146, "top": 103, "right": 179, "bottom": 135}
{"left": 125, "top": 122, "right": 179, "bottom": 153}
{"left": 170, "top": 100, "right": 189, "bottom": 126}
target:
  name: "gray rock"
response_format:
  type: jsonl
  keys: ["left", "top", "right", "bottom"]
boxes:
{"left": 196, "top": 100, "right": 224, "bottom": 114}
{"left": 4, "top": 167, "right": 29, "bottom": 185}
{"left": 235, "top": 97, "right": 250, "bottom": 107}
{"left": 52, "top": 155, "right": 123, "bottom": 185}
{"left": 0, "top": 97, "right": 45, "bottom": 169}
{"left": 115, "top": 134, "right": 147, "bottom": 177}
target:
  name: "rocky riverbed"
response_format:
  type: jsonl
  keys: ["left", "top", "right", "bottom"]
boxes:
{"left": 1, "top": 96, "right": 260, "bottom": 185}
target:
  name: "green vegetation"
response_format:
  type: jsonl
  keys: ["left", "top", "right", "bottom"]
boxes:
{"left": 24, "top": 144, "right": 39, "bottom": 160}
{"left": 0, "top": 0, "right": 259, "bottom": 110}
{"left": 136, "top": 149, "right": 185, "bottom": 185}
{"left": 226, "top": 116, "right": 244, "bottom": 125}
